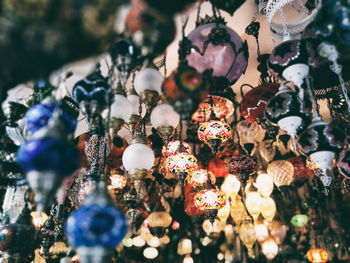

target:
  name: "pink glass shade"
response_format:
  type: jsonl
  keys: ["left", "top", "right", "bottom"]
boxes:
{"left": 338, "top": 146, "right": 350, "bottom": 179}
{"left": 186, "top": 23, "right": 248, "bottom": 85}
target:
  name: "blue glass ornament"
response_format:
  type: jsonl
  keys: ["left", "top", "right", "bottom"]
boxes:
{"left": 66, "top": 204, "right": 128, "bottom": 248}
{"left": 72, "top": 69, "right": 109, "bottom": 106}
{"left": 25, "top": 102, "right": 77, "bottom": 134}
{"left": 17, "top": 137, "right": 80, "bottom": 176}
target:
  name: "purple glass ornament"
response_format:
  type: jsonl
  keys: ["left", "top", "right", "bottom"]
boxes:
{"left": 338, "top": 146, "right": 350, "bottom": 179}
{"left": 185, "top": 22, "right": 248, "bottom": 85}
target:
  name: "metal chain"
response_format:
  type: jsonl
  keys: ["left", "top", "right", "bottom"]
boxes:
{"left": 297, "top": 0, "right": 310, "bottom": 14}
{"left": 279, "top": 8, "right": 291, "bottom": 40}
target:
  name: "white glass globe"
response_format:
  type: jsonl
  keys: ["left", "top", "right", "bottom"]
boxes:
{"left": 143, "top": 247, "right": 158, "bottom": 259}
{"left": 127, "top": 94, "right": 146, "bottom": 117}
{"left": 255, "top": 173, "right": 274, "bottom": 197}
{"left": 102, "top": 94, "right": 132, "bottom": 121}
{"left": 150, "top": 104, "right": 180, "bottom": 129}
{"left": 134, "top": 68, "right": 164, "bottom": 95}
{"left": 261, "top": 238, "right": 279, "bottom": 260}
{"left": 122, "top": 143, "right": 155, "bottom": 171}
{"left": 132, "top": 236, "right": 146, "bottom": 247}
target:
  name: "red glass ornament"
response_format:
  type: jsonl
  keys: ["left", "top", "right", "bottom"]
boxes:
{"left": 163, "top": 67, "right": 209, "bottom": 103}
{"left": 287, "top": 156, "right": 314, "bottom": 183}
{"left": 184, "top": 186, "right": 204, "bottom": 216}
{"left": 226, "top": 154, "right": 257, "bottom": 184}
{"left": 240, "top": 83, "right": 280, "bottom": 124}
{"left": 208, "top": 158, "right": 228, "bottom": 178}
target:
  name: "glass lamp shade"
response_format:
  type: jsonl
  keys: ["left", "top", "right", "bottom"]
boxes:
{"left": 267, "top": 160, "right": 294, "bottom": 187}
{"left": 102, "top": 94, "right": 132, "bottom": 122}
{"left": 109, "top": 173, "right": 127, "bottom": 190}
{"left": 183, "top": 254, "right": 194, "bottom": 263}
{"left": 162, "top": 141, "right": 191, "bottom": 157}
{"left": 208, "top": 157, "right": 229, "bottom": 178}
{"left": 291, "top": 214, "right": 310, "bottom": 228}
{"left": 165, "top": 153, "right": 198, "bottom": 176}
{"left": 184, "top": 190, "right": 204, "bottom": 216}
{"left": 65, "top": 204, "right": 128, "bottom": 248}
{"left": 143, "top": 247, "right": 158, "bottom": 259}
{"left": 240, "top": 83, "right": 280, "bottom": 124}
{"left": 185, "top": 22, "right": 248, "bottom": 85}
{"left": 338, "top": 146, "right": 350, "bottom": 179}
{"left": 298, "top": 118, "right": 345, "bottom": 171}
{"left": 72, "top": 70, "right": 109, "bottom": 107}
{"left": 177, "top": 238, "right": 192, "bottom": 255}
{"left": 132, "top": 236, "right": 146, "bottom": 247}
{"left": 192, "top": 95, "right": 234, "bottom": 122}
{"left": 122, "top": 143, "right": 155, "bottom": 171}
{"left": 254, "top": 223, "right": 269, "bottom": 243}
{"left": 127, "top": 94, "right": 146, "bottom": 117}
{"left": 108, "top": 38, "right": 141, "bottom": 81}
{"left": 198, "top": 120, "right": 232, "bottom": 144}
{"left": 162, "top": 65, "right": 209, "bottom": 103}
{"left": 306, "top": 249, "right": 329, "bottom": 263}
{"left": 221, "top": 174, "right": 241, "bottom": 197}
{"left": 217, "top": 200, "right": 230, "bottom": 222}
{"left": 261, "top": 197, "right": 276, "bottom": 221}
{"left": 147, "top": 211, "right": 172, "bottom": 228}
{"left": 194, "top": 189, "right": 226, "bottom": 210}
{"left": 25, "top": 102, "right": 77, "bottom": 135}
{"left": 239, "top": 220, "right": 257, "bottom": 249}
{"left": 230, "top": 197, "right": 248, "bottom": 225}
{"left": 255, "top": 173, "right": 274, "bottom": 197}
{"left": 286, "top": 156, "right": 314, "bottom": 183}
{"left": 150, "top": 104, "right": 180, "bottom": 129}
{"left": 245, "top": 191, "right": 262, "bottom": 220}
{"left": 268, "top": 39, "right": 315, "bottom": 86}
{"left": 134, "top": 68, "right": 164, "bottom": 95}
{"left": 258, "top": 140, "right": 276, "bottom": 164}
{"left": 225, "top": 154, "right": 257, "bottom": 184}
{"left": 147, "top": 236, "right": 160, "bottom": 247}
{"left": 202, "top": 218, "right": 224, "bottom": 236}
{"left": 265, "top": 84, "right": 312, "bottom": 137}
{"left": 270, "top": 221, "right": 287, "bottom": 245}
{"left": 261, "top": 237, "right": 279, "bottom": 261}
{"left": 236, "top": 120, "right": 266, "bottom": 145}
{"left": 186, "top": 169, "right": 216, "bottom": 188}
{"left": 31, "top": 211, "right": 49, "bottom": 229}
{"left": 17, "top": 137, "right": 80, "bottom": 175}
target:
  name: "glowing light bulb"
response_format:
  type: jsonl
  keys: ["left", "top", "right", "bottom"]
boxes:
{"left": 255, "top": 173, "right": 274, "bottom": 197}
{"left": 261, "top": 197, "right": 276, "bottom": 221}
{"left": 261, "top": 237, "right": 279, "bottom": 260}
{"left": 31, "top": 211, "right": 48, "bottom": 228}
{"left": 245, "top": 191, "right": 262, "bottom": 221}
{"left": 143, "top": 247, "right": 158, "bottom": 259}
{"left": 218, "top": 200, "right": 230, "bottom": 222}
{"left": 254, "top": 223, "right": 269, "bottom": 243}
{"left": 221, "top": 174, "right": 241, "bottom": 197}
